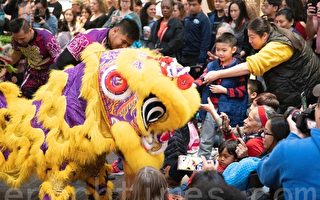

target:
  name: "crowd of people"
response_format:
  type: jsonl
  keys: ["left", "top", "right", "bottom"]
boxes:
{"left": 1, "top": 0, "right": 320, "bottom": 199}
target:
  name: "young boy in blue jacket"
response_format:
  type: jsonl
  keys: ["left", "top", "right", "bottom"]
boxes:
{"left": 196, "top": 32, "right": 248, "bottom": 159}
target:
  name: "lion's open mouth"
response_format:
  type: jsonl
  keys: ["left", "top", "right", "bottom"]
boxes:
{"left": 141, "top": 131, "right": 169, "bottom": 155}
{"left": 142, "top": 94, "right": 166, "bottom": 130}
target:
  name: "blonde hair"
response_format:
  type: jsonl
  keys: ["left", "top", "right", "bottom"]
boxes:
{"left": 130, "top": 167, "right": 169, "bottom": 200}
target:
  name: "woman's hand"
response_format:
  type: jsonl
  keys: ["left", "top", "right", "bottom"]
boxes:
{"left": 307, "top": 3, "right": 317, "bottom": 17}
{"left": 203, "top": 71, "right": 220, "bottom": 84}
{"left": 111, "top": 15, "right": 120, "bottom": 24}
{"left": 38, "top": 17, "right": 46, "bottom": 25}
{"left": 235, "top": 138, "right": 248, "bottom": 158}
{"left": 240, "top": 50, "right": 246, "bottom": 58}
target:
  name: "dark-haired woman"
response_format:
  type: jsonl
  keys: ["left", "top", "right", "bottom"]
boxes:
{"left": 275, "top": 8, "right": 302, "bottom": 37}
{"left": 261, "top": 114, "right": 290, "bottom": 156}
{"left": 147, "top": 0, "right": 184, "bottom": 58}
{"left": 33, "top": 0, "right": 58, "bottom": 35}
{"left": 139, "top": 2, "right": 157, "bottom": 45}
{"left": 140, "top": 2, "right": 157, "bottom": 30}
{"left": 204, "top": 17, "right": 320, "bottom": 113}
{"left": 281, "top": 0, "right": 307, "bottom": 39}
{"left": 227, "top": 0, "right": 251, "bottom": 59}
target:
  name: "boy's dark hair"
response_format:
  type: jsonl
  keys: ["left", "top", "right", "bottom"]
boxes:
{"left": 9, "top": 18, "right": 30, "bottom": 33}
{"left": 135, "top": 0, "right": 143, "bottom": 6}
{"left": 218, "top": 139, "right": 238, "bottom": 159}
{"left": 265, "top": 0, "right": 282, "bottom": 10}
{"left": 187, "top": 0, "right": 202, "bottom": 5}
{"left": 248, "top": 79, "right": 264, "bottom": 95}
{"left": 215, "top": 32, "right": 237, "bottom": 47}
{"left": 115, "top": 18, "right": 140, "bottom": 41}
{"left": 255, "top": 92, "right": 279, "bottom": 111}
{"left": 186, "top": 170, "right": 246, "bottom": 200}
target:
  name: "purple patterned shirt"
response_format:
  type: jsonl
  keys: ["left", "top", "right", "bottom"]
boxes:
{"left": 66, "top": 28, "right": 110, "bottom": 61}
{"left": 12, "top": 28, "right": 61, "bottom": 70}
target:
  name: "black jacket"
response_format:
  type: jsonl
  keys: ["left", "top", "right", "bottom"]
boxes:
{"left": 147, "top": 17, "right": 184, "bottom": 58}
{"left": 263, "top": 24, "right": 320, "bottom": 112}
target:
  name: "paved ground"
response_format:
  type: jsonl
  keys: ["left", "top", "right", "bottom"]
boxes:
{"left": 0, "top": 154, "right": 124, "bottom": 200}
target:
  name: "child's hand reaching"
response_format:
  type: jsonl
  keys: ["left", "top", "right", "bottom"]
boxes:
{"left": 201, "top": 156, "right": 218, "bottom": 171}
{"left": 209, "top": 85, "right": 227, "bottom": 94}
{"left": 220, "top": 112, "right": 230, "bottom": 133}
{"left": 200, "top": 97, "right": 215, "bottom": 112}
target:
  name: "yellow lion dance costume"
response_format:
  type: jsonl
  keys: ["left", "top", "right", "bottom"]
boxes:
{"left": 0, "top": 43, "right": 200, "bottom": 199}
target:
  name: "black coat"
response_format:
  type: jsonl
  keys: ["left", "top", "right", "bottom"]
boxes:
{"left": 263, "top": 24, "right": 320, "bottom": 112}
{"left": 147, "top": 17, "right": 184, "bottom": 58}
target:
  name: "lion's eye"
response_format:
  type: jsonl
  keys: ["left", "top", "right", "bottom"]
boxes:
{"left": 100, "top": 66, "right": 132, "bottom": 100}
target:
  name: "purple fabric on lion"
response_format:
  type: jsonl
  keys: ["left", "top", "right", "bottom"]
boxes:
{"left": 43, "top": 194, "right": 51, "bottom": 200}
{"left": 62, "top": 63, "right": 87, "bottom": 128}
{"left": 31, "top": 101, "right": 50, "bottom": 154}
{"left": 29, "top": 62, "right": 88, "bottom": 154}
{"left": 2, "top": 149, "right": 10, "bottom": 160}
{"left": 0, "top": 91, "right": 7, "bottom": 108}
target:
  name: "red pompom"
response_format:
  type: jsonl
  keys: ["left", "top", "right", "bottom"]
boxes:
{"left": 159, "top": 56, "right": 173, "bottom": 65}
{"left": 177, "top": 74, "right": 194, "bottom": 90}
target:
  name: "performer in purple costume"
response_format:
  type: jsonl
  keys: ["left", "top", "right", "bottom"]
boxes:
{"left": 52, "top": 18, "right": 140, "bottom": 70}
{"left": 9, "top": 18, "right": 61, "bottom": 98}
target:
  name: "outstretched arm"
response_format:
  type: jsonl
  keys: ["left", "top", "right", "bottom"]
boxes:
{"left": 204, "top": 62, "right": 249, "bottom": 83}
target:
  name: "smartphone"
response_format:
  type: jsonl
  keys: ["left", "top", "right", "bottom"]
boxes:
{"left": 301, "top": 91, "right": 307, "bottom": 110}
{"left": 308, "top": 0, "right": 319, "bottom": 14}
{"left": 177, "top": 155, "right": 203, "bottom": 171}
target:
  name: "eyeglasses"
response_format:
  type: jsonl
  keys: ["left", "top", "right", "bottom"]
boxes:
{"left": 261, "top": 130, "right": 273, "bottom": 138}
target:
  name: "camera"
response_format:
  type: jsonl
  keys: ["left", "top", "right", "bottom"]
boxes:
{"left": 34, "top": 9, "right": 41, "bottom": 23}
{"left": 285, "top": 106, "right": 316, "bottom": 134}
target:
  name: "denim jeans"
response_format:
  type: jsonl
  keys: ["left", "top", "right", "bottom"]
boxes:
{"left": 197, "top": 113, "right": 217, "bottom": 159}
